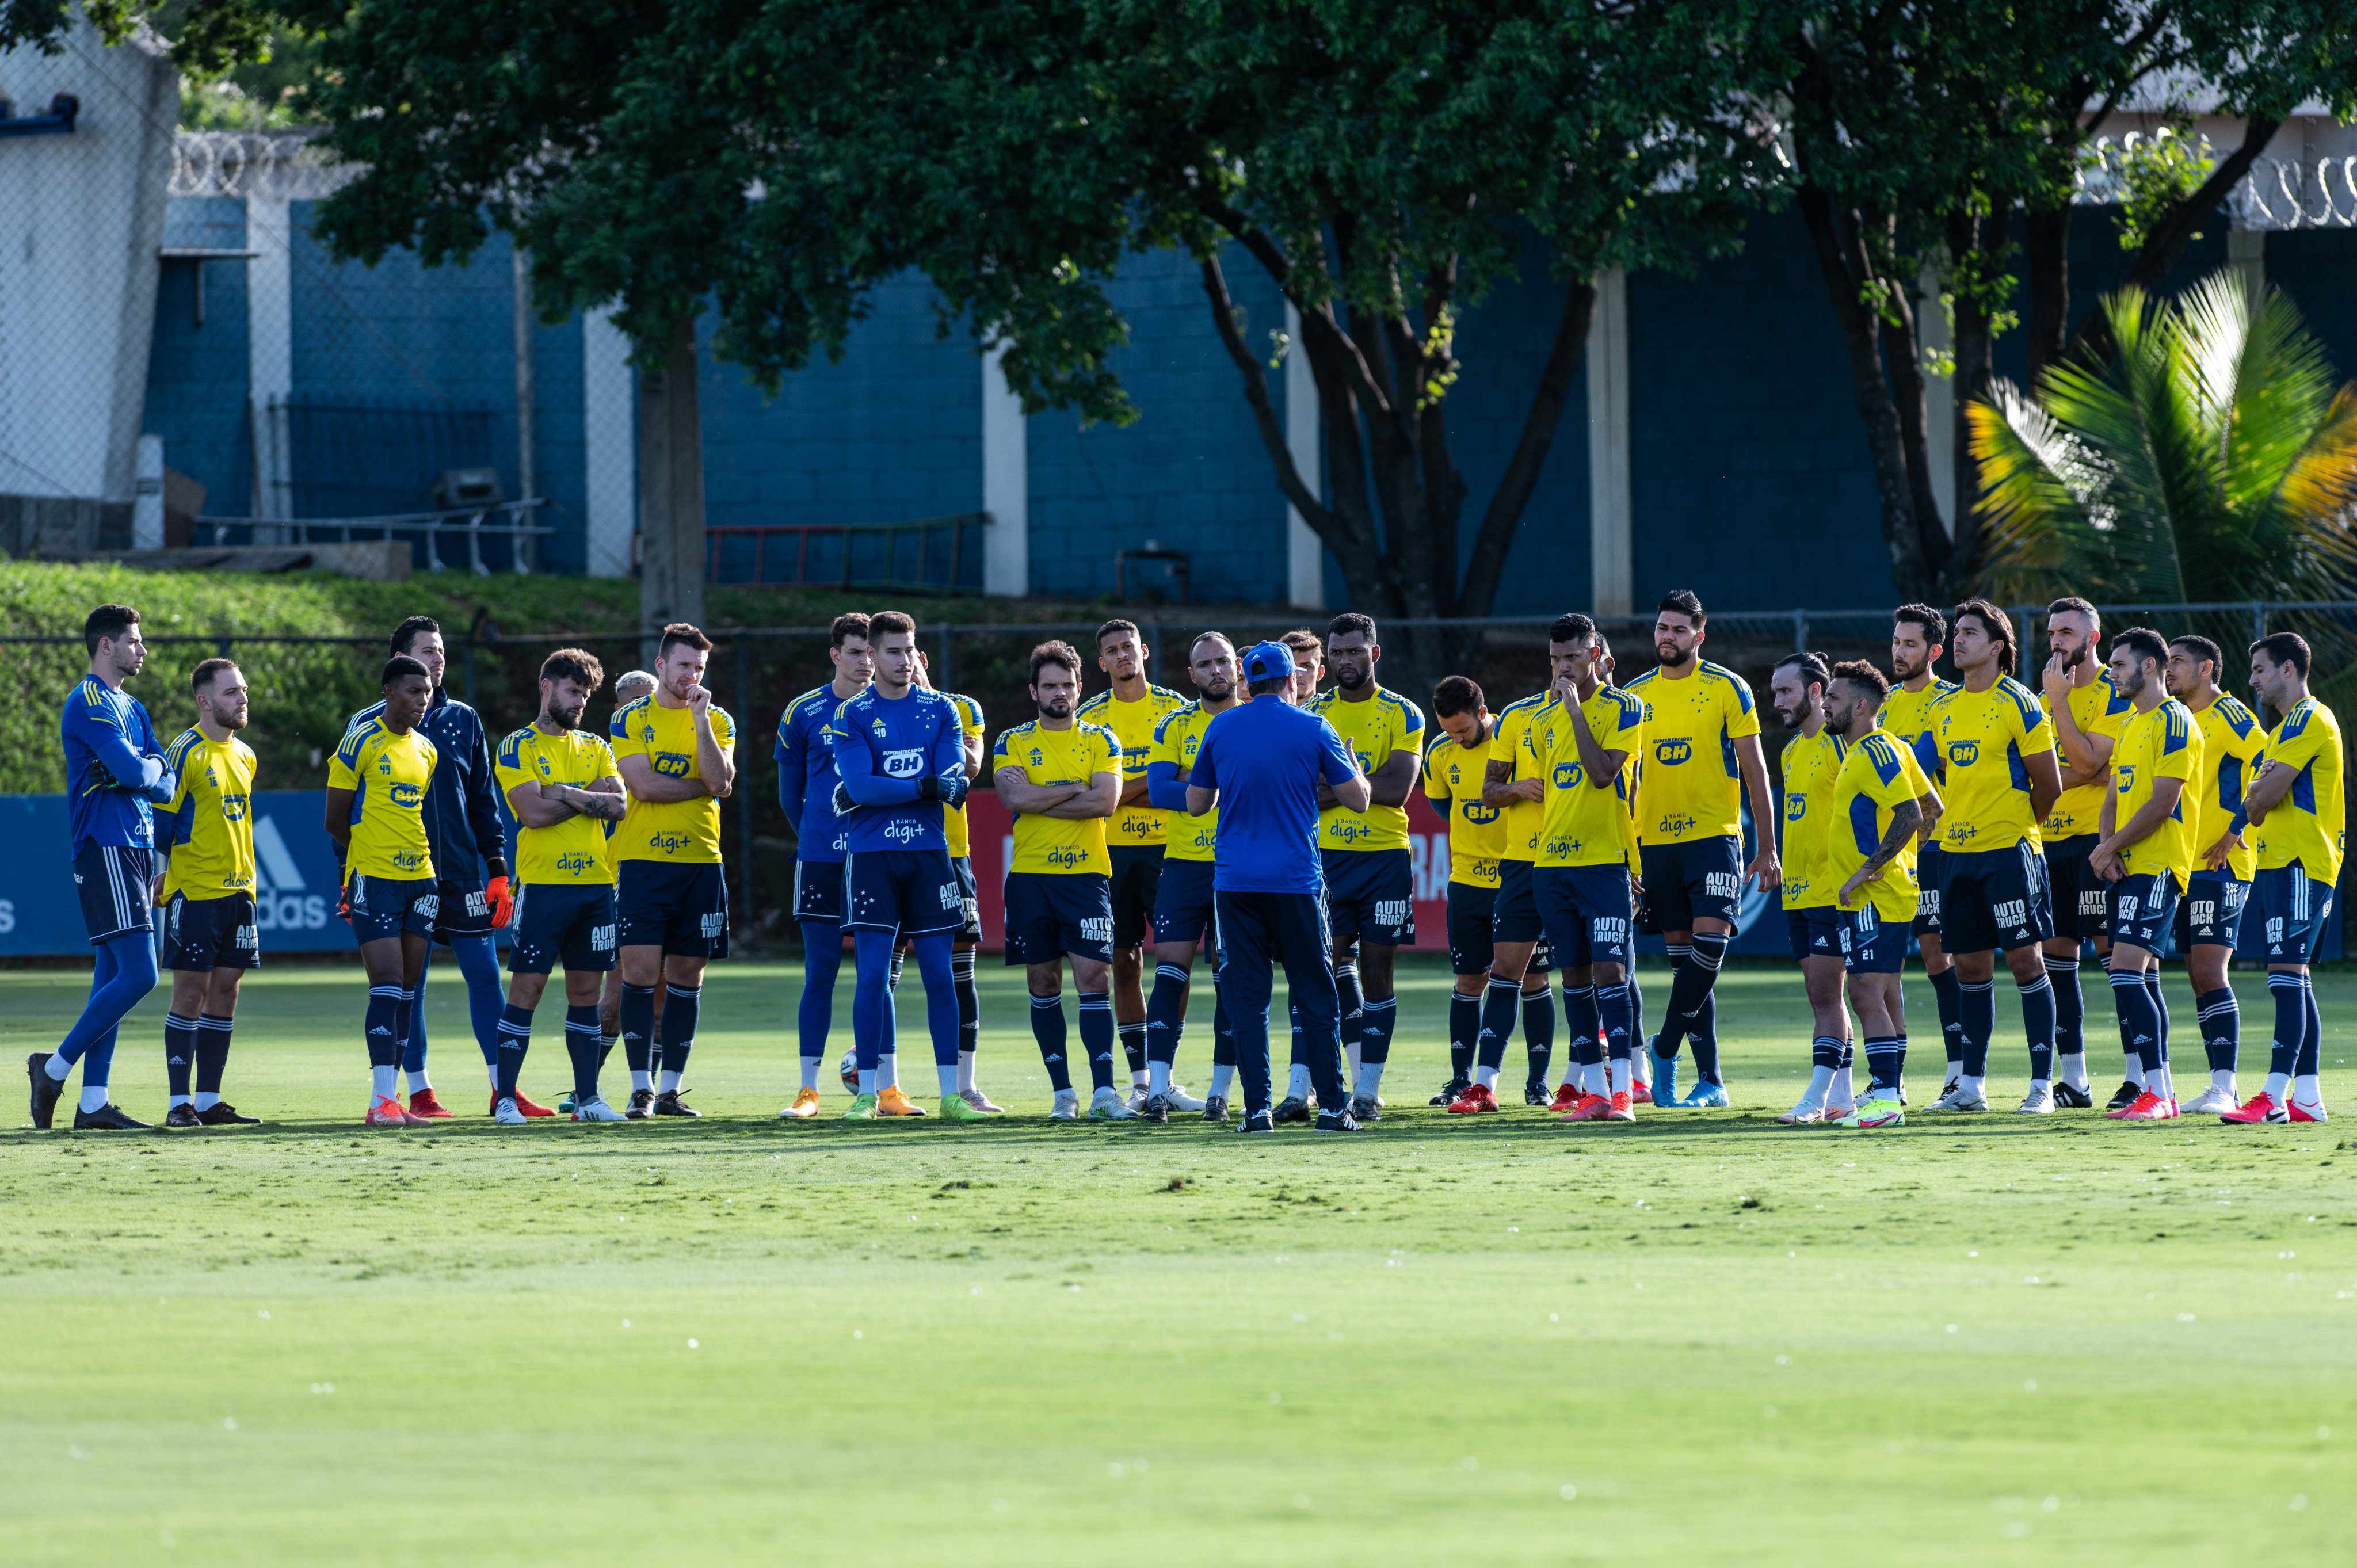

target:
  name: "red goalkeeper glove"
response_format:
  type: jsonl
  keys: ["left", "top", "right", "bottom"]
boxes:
{"left": 487, "top": 874, "right": 514, "bottom": 929}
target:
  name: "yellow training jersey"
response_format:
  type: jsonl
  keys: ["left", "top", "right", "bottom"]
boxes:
{"left": 1934, "top": 677, "right": 2055, "bottom": 852}
{"left": 1881, "top": 677, "right": 1958, "bottom": 780}
{"left": 1826, "top": 728, "right": 1935, "bottom": 920}
{"left": 2185, "top": 692, "right": 2264, "bottom": 881}
{"left": 2043, "top": 672, "right": 2134, "bottom": 839}
{"left": 495, "top": 724, "right": 622, "bottom": 886}
{"left": 1423, "top": 729, "right": 1508, "bottom": 888}
{"left": 1151, "top": 701, "right": 1224, "bottom": 864}
{"left": 329, "top": 718, "right": 438, "bottom": 882}
{"left": 2255, "top": 697, "right": 2346, "bottom": 882}
{"left": 942, "top": 692, "right": 984, "bottom": 858}
{"left": 608, "top": 693, "right": 737, "bottom": 864}
{"left": 1525, "top": 685, "right": 1646, "bottom": 869}
{"left": 1078, "top": 684, "right": 1188, "bottom": 852}
{"left": 1310, "top": 686, "right": 1425, "bottom": 852}
{"left": 1778, "top": 727, "right": 1848, "bottom": 911}
{"left": 159, "top": 730, "right": 257, "bottom": 901}
{"left": 1624, "top": 660, "right": 1761, "bottom": 845}
{"left": 2109, "top": 699, "right": 2199, "bottom": 885}
{"left": 996, "top": 719, "right": 1122, "bottom": 875}
{"left": 1489, "top": 693, "right": 1550, "bottom": 861}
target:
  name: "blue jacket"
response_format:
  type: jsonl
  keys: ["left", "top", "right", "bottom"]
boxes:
{"left": 60, "top": 675, "right": 173, "bottom": 853}
{"left": 344, "top": 686, "right": 507, "bottom": 882}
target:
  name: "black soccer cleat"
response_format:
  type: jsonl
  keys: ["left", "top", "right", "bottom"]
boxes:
{"left": 1429, "top": 1077, "right": 1470, "bottom": 1107}
{"left": 73, "top": 1102, "right": 151, "bottom": 1131}
{"left": 1237, "top": 1109, "right": 1276, "bottom": 1135}
{"left": 1138, "top": 1093, "right": 1170, "bottom": 1124}
{"left": 1272, "top": 1096, "right": 1311, "bottom": 1125}
{"left": 197, "top": 1101, "right": 261, "bottom": 1126}
{"left": 1201, "top": 1093, "right": 1229, "bottom": 1123}
{"left": 163, "top": 1103, "right": 202, "bottom": 1130}
{"left": 1347, "top": 1094, "right": 1382, "bottom": 1123}
{"left": 2105, "top": 1080, "right": 2141, "bottom": 1112}
{"left": 1314, "top": 1108, "right": 1363, "bottom": 1133}
{"left": 652, "top": 1089, "right": 700, "bottom": 1117}
{"left": 28, "top": 1053, "right": 63, "bottom": 1130}
{"left": 1524, "top": 1082, "right": 1551, "bottom": 1108}
{"left": 625, "top": 1088, "right": 657, "bottom": 1120}
{"left": 2051, "top": 1081, "right": 2093, "bottom": 1110}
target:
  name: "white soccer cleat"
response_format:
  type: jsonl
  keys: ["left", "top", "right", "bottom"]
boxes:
{"left": 1776, "top": 1098, "right": 1826, "bottom": 1126}
{"left": 1048, "top": 1088, "right": 1081, "bottom": 1121}
{"left": 1090, "top": 1086, "right": 1139, "bottom": 1120}
{"left": 493, "top": 1096, "right": 528, "bottom": 1125}
{"left": 2016, "top": 1084, "right": 2055, "bottom": 1115}
{"left": 1161, "top": 1081, "right": 1208, "bottom": 1113}
{"left": 571, "top": 1096, "right": 628, "bottom": 1123}
{"left": 2179, "top": 1084, "right": 2238, "bottom": 1116}
{"left": 1126, "top": 1084, "right": 1152, "bottom": 1111}
{"left": 1929, "top": 1083, "right": 1988, "bottom": 1112}
{"left": 958, "top": 1086, "right": 1006, "bottom": 1115}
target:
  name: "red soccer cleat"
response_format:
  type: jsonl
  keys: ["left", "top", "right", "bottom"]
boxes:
{"left": 512, "top": 1090, "right": 560, "bottom": 1119}
{"left": 1629, "top": 1079, "right": 1654, "bottom": 1106}
{"left": 2104, "top": 1089, "right": 2150, "bottom": 1119}
{"left": 2120, "top": 1091, "right": 2177, "bottom": 1121}
{"left": 1548, "top": 1081, "right": 1584, "bottom": 1113}
{"left": 407, "top": 1089, "right": 452, "bottom": 1120}
{"left": 1447, "top": 1083, "right": 1500, "bottom": 1115}
{"left": 365, "top": 1095, "right": 423, "bottom": 1127}
{"left": 1561, "top": 1092, "right": 1614, "bottom": 1122}
{"left": 2289, "top": 1097, "right": 2329, "bottom": 1123}
{"left": 2219, "top": 1091, "right": 2287, "bottom": 1125}
{"left": 1600, "top": 1090, "right": 1636, "bottom": 1123}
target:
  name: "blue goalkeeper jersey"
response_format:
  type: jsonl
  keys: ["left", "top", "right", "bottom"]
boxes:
{"left": 826, "top": 685, "right": 967, "bottom": 854}
{"left": 775, "top": 682, "right": 855, "bottom": 863}
{"left": 60, "top": 675, "right": 171, "bottom": 853}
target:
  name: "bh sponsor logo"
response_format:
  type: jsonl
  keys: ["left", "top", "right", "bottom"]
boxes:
{"left": 388, "top": 783, "right": 424, "bottom": 809}
{"left": 1947, "top": 739, "right": 1980, "bottom": 767}
{"left": 1654, "top": 739, "right": 1692, "bottom": 765}
{"left": 883, "top": 749, "right": 924, "bottom": 779}
{"left": 654, "top": 752, "right": 693, "bottom": 778}
{"left": 1459, "top": 801, "right": 1499, "bottom": 825}
{"left": 1785, "top": 792, "right": 1807, "bottom": 821}
{"left": 1553, "top": 762, "right": 1585, "bottom": 789}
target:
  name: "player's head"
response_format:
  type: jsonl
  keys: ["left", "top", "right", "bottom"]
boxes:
{"left": 1595, "top": 630, "right": 1616, "bottom": 680}
{"left": 1825, "top": 659, "right": 1889, "bottom": 738}
{"left": 2106, "top": 627, "right": 2166, "bottom": 701}
{"left": 382, "top": 654, "right": 433, "bottom": 728}
{"left": 539, "top": 647, "right": 605, "bottom": 730}
{"left": 614, "top": 669, "right": 657, "bottom": 706}
{"left": 1431, "top": 674, "right": 1488, "bottom": 748}
{"left": 2165, "top": 634, "right": 2223, "bottom": 699}
{"left": 655, "top": 623, "right": 713, "bottom": 700}
{"left": 2046, "top": 596, "right": 2099, "bottom": 670}
{"left": 1949, "top": 598, "right": 2016, "bottom": 678}
{"left": 829, "top": 612, "right": 875, "bottom": 689}
{"left": 867, "top": 611, "right": 917, "bottom": 693}
{"left": 1654, "top": 590, "right": 1705, "bottom": 668}
{"left": 1771, "top": 651, "right": 1832, "bottom": 730}
{"left": 1097, "top": 619, "right": 1146, "bottom": 685}
{"left": 1281, "top": 629, "right": 1323, "bottom": 702}
{"left": 391, "top": 615, "right": 445, "bottom": 689}
{"left": 191, "top": 657, "right": 249, "bottom": 731}
{"left": 1326, "top": 613, "right": 1378, "bottom": 693}
{"left": 1548, "top": 612, "right": 1600, "bottom": 688}
{"left": 1891, "top": 602, "right": 1946, "bottom": 682}
{"left": 1029, "top": 640, "right": 1082, "bottom": 719}
{"left": 1189, "top": 632, "right": 1237, "bottom": 703}
{"left": 84, "top": 603, "right": 145, "bottom": 677}
{"left": 1242, "top": 640, "right": 1297, "bottom": 700}
{"left": 2249, "top": 630, "right": 2312, "bottom": 710}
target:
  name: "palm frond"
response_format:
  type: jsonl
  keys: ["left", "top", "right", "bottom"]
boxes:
{"left": 1969, "top": 380, "right": 2117, "bottom": 602}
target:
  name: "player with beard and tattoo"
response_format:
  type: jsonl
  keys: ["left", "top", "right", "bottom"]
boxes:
{"left": 1770, "top": 653, "right": 1856, "bottom": 1123}
{"left": 1881, "top": 605, "right": 1960, "bottom": 1100}
{"left": 2163, "top": 635, "right": 2266, "bottom": 1115}
{"left": 2036, "top": 597, "right": 2133, "bottom": 1110}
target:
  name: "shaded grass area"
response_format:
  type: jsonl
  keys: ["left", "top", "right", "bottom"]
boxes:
{"left": 1, "top": 955, "right": 2352, "bottom": 1565}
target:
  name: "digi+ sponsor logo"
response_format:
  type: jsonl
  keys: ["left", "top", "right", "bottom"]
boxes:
{"left": 1044, "top": 846, "right": 1090, "bottom": 869}
{"left": 885, "top": 819, "right": 927, "bottom": 844}
{"left": 554, "top": 852, "right": 600, "bottom": 876}
{"left": 1118, "top": 817, "right": 1159, "bottom": 840}
{"left": 1329, "top": 818, "right": 1376, "bottom": 845}
{"left": 647, "top": 830, "right": 694, "bottom": 855}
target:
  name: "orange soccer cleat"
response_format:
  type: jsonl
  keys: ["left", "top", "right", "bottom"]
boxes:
{"left": 1547, "top": 1081, "right": 1584, "bottom": 1113}
{"left": 366, "top": 1095, "right": 424, "bottom": 1127}
{"left": 407, "top": 1089, "right": 453, "bottom": 1120}
{"left": 1561, "top": 1092, "right": 1614, "bottom": 1121}
{"left": 512, "top": 1089, "right": 560, "bottom": 1119}
{"left": 876, "top": 1085, "right": 930, "bottom": 1117}
{"left": 1447, "top": 1083, "right": 1500, "bottom": 1115}
{"left": 1600, "top": 1090, "right": 1637, "bottom": 1123}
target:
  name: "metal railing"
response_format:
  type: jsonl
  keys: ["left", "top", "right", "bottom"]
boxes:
{"left": 194, "top": 500, "right": 552, "bottom": 574}
{"left": 704, "top": 512, "right": 989, "bottom": 592}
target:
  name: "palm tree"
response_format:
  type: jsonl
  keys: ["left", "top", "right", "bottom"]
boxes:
{"left": 1969, "top": 272, "right": 2357, "bottom": 613}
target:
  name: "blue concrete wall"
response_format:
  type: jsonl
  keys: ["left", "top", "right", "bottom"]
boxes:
{"left": 2260, "top": 228, "right": 2357, "bottom": 385}
{"left": 143, "top": 197, "right": 253, "bottom": 516}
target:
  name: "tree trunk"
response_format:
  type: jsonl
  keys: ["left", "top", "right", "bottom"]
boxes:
{"left": 1871, "top": 215, "right": 1952, "bottom": 587}
{"left": 2024, "top": 203, "right": 2070, "bottom": 390}
{"left": 637, "top": 312, "right": 705, "bottom": 664}
{"left": 1457, "top": 274, "right": 1595, "bottom": 617}
{"left": 1944, "top": 199, "right": 2006, "bottom": 585}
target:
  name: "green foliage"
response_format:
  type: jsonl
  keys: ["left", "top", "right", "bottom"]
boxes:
{"left": 2094, "top": 125, "right": 2218, "bottom": 254}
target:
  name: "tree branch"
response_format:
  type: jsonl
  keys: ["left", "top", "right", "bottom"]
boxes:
{"left": 1196, "top": 254, "right": 1345, "bottom": 554}
{"left": 1456, "top": 273, "right": 1595, "bottom": 619}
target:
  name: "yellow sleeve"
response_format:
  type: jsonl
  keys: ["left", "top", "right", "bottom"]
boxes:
{"left": 991, "top": 731, "right": 1014, "bottom": 770}
{"left": 710, "top": 707, "right": 737, "bottom": 756}
{"left": 608, "top": 705, "right": 645, "bottom": 764}
{"left": 1093, "top": 724, "right": 1122, "bottom": 776}
{"left": 164, "top": 734, "right": 197, "bottom": 814}
{"left": 327, "top": 728, "right": 364, "bottom": 791}
{"left": 2156, "top": 708, "right": 2198, "bottom": 783}
{"left": 593, "top": 738, "right": 621, "bottom": 783}
{"left": 2020, "top": 700, "right": 2056, "bottom": 756}
{"left": 1724, "top": 677, "right": 1761, "bottom": 741}
{"left": 493, "top": 731, "right": 530, "bottom": 800}
{"left": 2268, "top": 709, "right": 2328, "bottom": 775}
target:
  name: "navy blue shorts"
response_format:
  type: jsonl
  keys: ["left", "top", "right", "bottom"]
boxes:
{"left": 509, "top": 883, "right": 619, "bottom": 974}
{"left": 792, "top": 857, "right": 844, "bottom": 924}
{"left": 2106, "top": 871, "right": 2179, "bottom": 952}
{"left": 1446, "top": 882, "right": 1498, "bottom": 975}
{"left": 1152, "top": 857, "right": 1218, "bottom": 949}
{"left": 348, "top": 872, "right": 440, "bottom": 945}
{"left": 952, "top": 855, "right": 981, "bottom": 944}
{"left": 73, "top": 842, "right": 155, "bottom": 945}
{"left": 162, "top": 890, "right": 259, "bottom": 971}
{"left": 2178, "top": 872, "right": 2250, "bottom": 948}
{"left": 617, "top": 859, "right": 731, "bottom": 956}
{"left": 1937, "top": 842, "right": 2053, "bottom": 953}
{"left": 1913, "top": 844, "right": 1944, "bottom": 934}
{"left": 1786, "top": 905, "right": 1843, "bottom": 963}
{"left": 429, "top": 874, "right": 495, "bottom": 943}
{"left": 1841, "top": 903, "right": 1907, "bottom": 973}
{"left": 1489, "top": 860, "right": 1554, "bottom": 970}
{"left": 2255, "top": 863, "right": 2335, "bottom": 964}
{"left": 1004, "top": 871, "right": 1113, "bottom": 965}
{"left": 1638, "top": 836, "right": 1743, "bottom": 929}
{"left": 842, "top": 846, "right": 960, "bottom": 940}
{"left": 2042, "top": 834, "right": 2107, "bottom": 941}
{"left": 1322, "top": 848, "right": 1416, "bottom": 947}
{"left": 1534, "top": 864, "right": 1633, "bottom": 969}
{"left": 1108, "top": 845, "right": 1164, "bottom": 948}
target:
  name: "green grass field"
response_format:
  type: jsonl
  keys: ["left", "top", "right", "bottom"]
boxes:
{"left": 2, "top": 953, "right": 2351, "bottom": 1566}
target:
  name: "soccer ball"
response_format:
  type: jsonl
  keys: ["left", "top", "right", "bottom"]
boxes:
{"left": 838, "top": 1049, "right": 859, "bottom": 1092}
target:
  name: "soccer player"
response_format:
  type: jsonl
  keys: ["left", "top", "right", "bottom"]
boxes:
{"left": 349, "top": 616, "right": 516, "bottom": 1120}
{"left": 1143, "top": 633, "right": 1242, "bottom": 1121}
{"left": 1883, "top": 605, "right": 1959, "bottom": 1097}
{"left": 1465, "top": 650, "right": 1563, "bottom": 1110}
{"left": 1596, "top": 632, "right": 1650, "bottom": 1102}
{"left": 1306, "top": 613, "right": 1425, "bottom": 1121}
{"left": 489, "top": 650, "right": 632, "bottom": 1122}
{"left": 1823, "top": 661, "right": 1941, "bottom": 1128}
{"left": 609, "top": 623, "right": 737, "bottom": 1117}
{"left": 776, "top": 614, "right": 874, "bottom": 1116}
{"left": 1928, "top": 600, "right": 2064, "bottom": 1113}
{"left": 2087, "top": 628, "right": 2199, "bottom": 1121}
{"left": 328, "top": 656, "right": 442, "bottom": 1127}
{"left": 2222, "top": 632, "right": 2343, "bottom": 1125}
{"left": 154, "top": 658, "right": 262, "bottom": 1128}
{"left": 830, "top": 611, "right": 974, "bottom": 1119}
{"left": 1628, "top": 591, "right": 1780, "bottom": 1108}
{"left": 2036, "top": 597, "right": 2132, "bottom": 1108}
{"left": 1426, "top": 676, "right": 1516, "bottom": 1106}
{"left": 1080, "top": 620, "right": 1191, "bottom": 1104}
{"left": 916, "top": 650, "right": 1000, "bottom": 1114}
{"left": 2164, "top": 635, "right": 2266, "bottom": 1114}
{"left": 594, "top": 669, "right": 661, "bottom": 1084}
{"left": 996, "top": 641, "right": 1126, "bottom": 1119}
{"left": 1770, "top": 652, "right": 1855, "bottom": 1123}
{"left": 30, "top": 604, "right": 174, "bottom": 1131}
{"left": 1185, "top": 640, "right": 1370, "bottom": 1133}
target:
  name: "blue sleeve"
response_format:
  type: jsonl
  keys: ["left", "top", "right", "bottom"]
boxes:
{"left": 463, "top": 712, "right": 506, "bottom": 869}
{"left": 931, "top": 704, "right": 968, "bottom": 806}
{"left": 69, "top": 695, "right": 166, "bottom": 795}
{"left": 1146, "top": 760, "right": 1192, "bottom": 811}
{"left": 1317, "top": 719, "right": 1358, "bottom": 785}
{"left": 836, "top": 727, "right": 920, "bottom": 807}
{"left": 776, "top": 708, "right": 806, "bottom": 822}
{"left": 1190, "top": 728, "right": 1220, "bottom": 793}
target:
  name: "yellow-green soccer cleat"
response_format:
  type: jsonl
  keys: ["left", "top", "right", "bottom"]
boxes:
{"left": 939, "top": 1093, "right": 992, "bottom": 1123}
{"left": 841, "top": 1092, "right": 880, "bottom": 1121}
{"left": 1839, "top": 1096, "right": 1905, "bottom": 1129}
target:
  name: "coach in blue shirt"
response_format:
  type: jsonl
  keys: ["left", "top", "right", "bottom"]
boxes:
{"left": 1187, "top": 640, "right": 1369, "bottom": 1132}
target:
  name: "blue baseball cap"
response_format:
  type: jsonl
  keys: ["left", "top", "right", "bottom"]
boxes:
{"left": 1241, "top": 640, "right": 1296, "bottom": 684}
